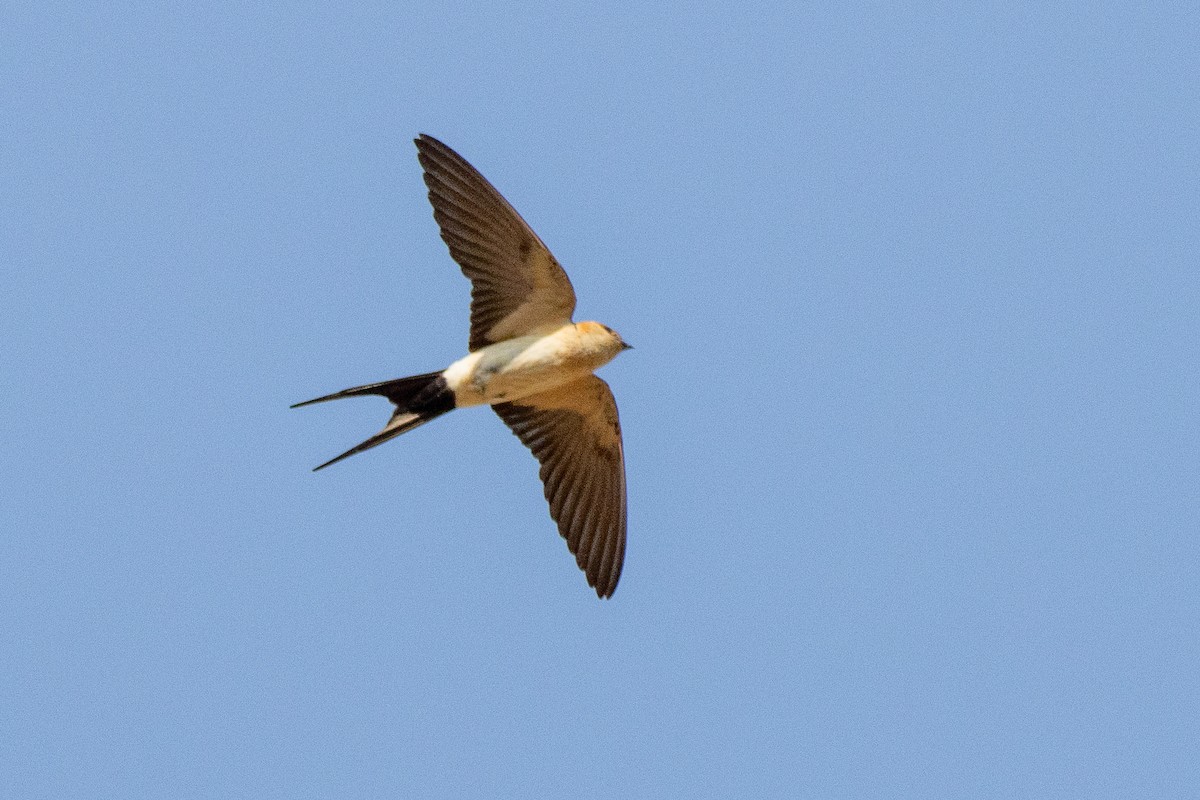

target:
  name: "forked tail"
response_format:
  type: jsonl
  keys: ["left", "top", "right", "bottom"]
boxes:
{"left": 291, "top": 371, "right": 455, "bottom": 471}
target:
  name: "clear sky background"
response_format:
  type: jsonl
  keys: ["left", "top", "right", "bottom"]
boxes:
{"left": 3, "top": 3, "right": 1197, "bottom": 798}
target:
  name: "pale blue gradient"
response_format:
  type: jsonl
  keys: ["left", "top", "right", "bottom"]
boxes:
{"left": 3, "top": 3, "right": 1197, "bottom": 798}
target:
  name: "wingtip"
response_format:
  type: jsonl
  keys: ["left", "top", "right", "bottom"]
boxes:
{"left": 593, "top": 575, "right": 619, "bottom": 599}
{"left": 414, "top": 132, "right": 440, "bottom": 149}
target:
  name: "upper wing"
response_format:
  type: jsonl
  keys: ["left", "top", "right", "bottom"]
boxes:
{"left": 493, "top": 376, "right": 626, "bottom": 598}
{"left": 415, "top": 134, "right": 577, "bottom": 352}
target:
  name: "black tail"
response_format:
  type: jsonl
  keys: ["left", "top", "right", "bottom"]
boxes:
{"left": 291, "top": 371, "right": 455, "bottom": 471}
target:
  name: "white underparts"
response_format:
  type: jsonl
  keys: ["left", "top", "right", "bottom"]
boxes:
{"left": 442, "top": 323, "right": 623, "bottom": 407}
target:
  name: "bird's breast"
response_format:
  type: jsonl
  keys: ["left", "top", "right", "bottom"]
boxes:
{"left": 442, "top": 327, "right": 597, "bottom": 407}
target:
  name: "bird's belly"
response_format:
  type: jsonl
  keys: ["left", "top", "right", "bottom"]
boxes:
{"left": 444, "top": 331, "right": 593, "bottom": 407}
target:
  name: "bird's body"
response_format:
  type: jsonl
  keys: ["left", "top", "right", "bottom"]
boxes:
{"left": 445, "top": 322, "right": 625, "bottom": 407}
{"left": 293, "top": 135, "right": 631, "bottom": 598}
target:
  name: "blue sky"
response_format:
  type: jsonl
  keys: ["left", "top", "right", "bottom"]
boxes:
{"left": 3, "top": 2, "right": 1197, "bottom": 797}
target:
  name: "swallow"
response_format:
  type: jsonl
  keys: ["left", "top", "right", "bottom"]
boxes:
{"left": 293, "top": 134, "right": 632, "bottom": 598}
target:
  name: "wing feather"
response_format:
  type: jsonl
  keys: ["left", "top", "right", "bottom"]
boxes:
{"left": 415, "top": 135, "right": 577, "bottom": 351}
{"left": 493, "top": 376, "right": 627, "bottom": 598}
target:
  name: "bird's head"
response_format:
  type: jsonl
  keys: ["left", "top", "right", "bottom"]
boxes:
{"left": 577, "top": 321, "right": 633, "bottom": 360}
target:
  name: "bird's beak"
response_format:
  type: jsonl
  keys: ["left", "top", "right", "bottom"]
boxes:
{"left": 621, "top": 342, "right": 634, "bottom": 350}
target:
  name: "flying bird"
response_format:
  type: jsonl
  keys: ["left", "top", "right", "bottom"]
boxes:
{"left": 293, "top": 134, "right": 632, "bottom": 598}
